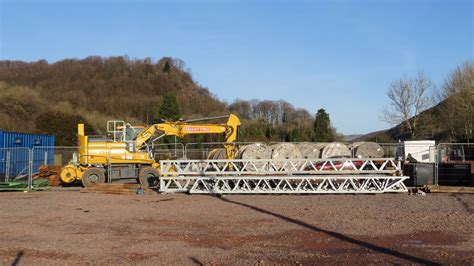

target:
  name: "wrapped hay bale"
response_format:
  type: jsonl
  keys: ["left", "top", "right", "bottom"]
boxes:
{"left": 349, "top": 142, "right": 384, "bottom": 158}
{"left": 237, "top": 143, "right": 272, "bottom": 160}
{"left": 236, "top": 143, "right": 272, "bottom": 170}
{"left": 296, "top": 142, "right": 325, "bottom": 159}
{"left": 207, "top": 148, "right": 226, "bottom": 160}
{"left": 270, "top": 143, "right": 303, "bottom": 169}
{"left": 207, "top": 148, "right": 227, "bottom": 168}
{"left": 320, "top": 142, "right": 351, "bottom": 159}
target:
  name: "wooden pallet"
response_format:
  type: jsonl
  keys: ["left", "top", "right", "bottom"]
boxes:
{"left": 425, "top": 185, "right": 474, "bottom": 194}
{"left": 81, "top": 183, "right": 149, "bottom": 195}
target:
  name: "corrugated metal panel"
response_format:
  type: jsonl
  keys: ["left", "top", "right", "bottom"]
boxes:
{"left": 0, "top": 131, "right": 55, "bottom": 179}
{"left": 0, "top": 131, "right": 55, "bottom": 149}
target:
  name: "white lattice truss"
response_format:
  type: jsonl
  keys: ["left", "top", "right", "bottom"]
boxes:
{"left": 159, "top": 175, "right": 409, "bottom": 194}
{"left": 160, "top": 158, "right": 402, "bottom": 176}
{"left": 158, "top": 158, "right": 409, "bottom": 194}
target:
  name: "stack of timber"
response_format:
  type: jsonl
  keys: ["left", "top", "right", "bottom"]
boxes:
{"left": 35, "top": 165, "right": 63, "bottom": 186}
{"left": 81, "top": 183, "right": 149, "bottom": 195}
{"left": 349, "top": 142, "right": 384, "bottom": 158}
{"left": 424, "top": 185, "right": 474, "bottom": 194}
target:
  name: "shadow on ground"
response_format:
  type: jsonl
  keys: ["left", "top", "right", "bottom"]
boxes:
{"left": 215, "top": 195, "right": 440, "bottom": 265}
{"left": 11, "top": 251, "right": 23, "bottom": 266}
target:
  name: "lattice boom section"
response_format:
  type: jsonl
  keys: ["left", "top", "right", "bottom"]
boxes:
{"left": 160, "top": 158, "right": 401, "bottom": 176}
{"left": 160, "top": 175, "right": 409, "bottom": 194}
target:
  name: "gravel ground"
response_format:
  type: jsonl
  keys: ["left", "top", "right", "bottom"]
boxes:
{"left": 0, "top": 189, "right": 472, "bottom": 265}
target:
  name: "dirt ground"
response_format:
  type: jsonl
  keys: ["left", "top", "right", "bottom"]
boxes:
{"left": 0, "top": 189, "right": 473, "bottom": 265}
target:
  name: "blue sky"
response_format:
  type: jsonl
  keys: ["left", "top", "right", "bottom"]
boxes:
{"left": 0, "top": 0, "right": 472, "bottom": 134}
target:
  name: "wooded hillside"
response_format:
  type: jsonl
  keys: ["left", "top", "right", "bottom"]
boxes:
{"left": 0, "top": 56, "right": 329, "bottom": 145}
{"left": 1, "top": 56, "right": 470, "bottom": 145}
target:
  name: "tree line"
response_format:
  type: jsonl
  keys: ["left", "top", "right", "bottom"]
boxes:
{"left": 0, "top": 56, "right": 340, "bottom": 145}
{"left": 0, "top": 56, "right": 470, "bottom": 145}
{"left": 158, "top": 91, "right": 340, "bottom": 143}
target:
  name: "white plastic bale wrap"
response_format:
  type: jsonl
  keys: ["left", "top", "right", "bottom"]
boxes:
{"left": 206, "top": 149, "right": 216, "bottom": 160}
{"left": 237, "top": 143, "right": 272, "bottom": 170}
{"left": 270, "top": 143, "right": 303, "bottom": 169}
{"left": 207, "top": 148, "right": 227, "bottom": 167}
{"left": 349, "top": 142, "right": 384, "bottom": 158}
{"left": 313, "top": 142, "right": 330, "bottom": 150}
{"left": 320, "top": 142, "right": 351, "bottom": 159}
{"left": 296, "top": 142, "right": 326, "bottom": 159}
{"left": 207, "top": 148, "right": 226, "bottom": 159}
{"left": 237, "top": 143, "right": 272, "bottom": 160}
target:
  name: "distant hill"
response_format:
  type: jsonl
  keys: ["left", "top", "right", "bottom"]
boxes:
{"left": 2, "top": 57, "right": 468, "bottom": 145}
{"left": 0, "top": 56, "right": 318, "bottom": 144}
{"left": 353, "top": 99, "right": 470, "bottom": 143}
{"left": 0, "top": 57, "right": 228, "bottom": 131}
{"left": 349, "top": 130, "right": 390, "bottom": 143}
{"left": 351, "top": 104, "right": 445, "bottom": 143}
{"left": 343, "top": 134, "right": 364, "bottom": 142}
{"left": 351, "top": 61, "right": 473, "bottom": 144}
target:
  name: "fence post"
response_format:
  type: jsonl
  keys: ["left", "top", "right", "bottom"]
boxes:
{"left": 44, "top": 150, "right": 48, "bottom": 165}
{"left": 184, "top": 143, "right": 189, "bottom": 159}
{"left": 174, "top": 136, "right": 177, "bottom": 157}
{"left": 5, "top": 149, "right": 10, "bottom": 182}
{"left": 434, "top": 144, "right": 439, "bottom": 186}
{"left": 107, "top": 150, "right": 112, "bottom": 183}
{"left": 28, "top": 148, "right": 33, "bottom": 190}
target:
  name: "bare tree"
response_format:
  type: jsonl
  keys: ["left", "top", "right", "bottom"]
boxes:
{"left": 382, "top": 73, "right": 434, "bottom": 139}
{"left": 437, "top": 61, "right": 474, "bottom": 142}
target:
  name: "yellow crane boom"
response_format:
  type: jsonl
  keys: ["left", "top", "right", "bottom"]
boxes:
{"left": 60, "top": 114, "right": 241, "bottom": 188}
{"left": 135, "top": 114, "right": 240, "bottom": 158}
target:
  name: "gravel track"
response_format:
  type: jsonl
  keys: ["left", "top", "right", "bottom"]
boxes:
{"left": 0, "top": 189, "right": 472, "bottom": 265}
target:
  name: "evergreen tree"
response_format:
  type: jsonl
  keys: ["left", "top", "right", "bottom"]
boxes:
{"left": 313, "top": 108, "right": 333, "bottom": 142}
{"left": 158, "top": 92, "right": 181, "bottom": 121}
{"left": 291, "top": 127, "right": 301, "bottom": 142}
{"left": 265, "top": 125, "right": 273, "bottom": 139}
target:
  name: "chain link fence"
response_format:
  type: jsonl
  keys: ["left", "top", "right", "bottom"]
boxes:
{"left": 152, "top": 143, "right": 185, "bottom": 160}
{"left": 435, "top": 143, "right": 473, "bottom": 186}
{"left": 2, "top": 142, "right": 472, "bottom": 190}
{"left": 184, "top": 142, "right": 257, "bottom": 159}
{"left": 0, "top": 147, "right": 32, "bottom": 183}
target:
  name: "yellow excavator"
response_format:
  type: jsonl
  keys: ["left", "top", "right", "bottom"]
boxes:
{"left": 59, "top": 114, "right": 241, "bottom": 188}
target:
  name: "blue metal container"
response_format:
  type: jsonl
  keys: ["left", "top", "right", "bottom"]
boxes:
{"left": 0, "top": 131, "right": 55, "bottom": 179}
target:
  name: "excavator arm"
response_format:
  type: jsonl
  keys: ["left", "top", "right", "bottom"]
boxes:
{"left": 135, "top": 114, "right": 241, "bottom": 158}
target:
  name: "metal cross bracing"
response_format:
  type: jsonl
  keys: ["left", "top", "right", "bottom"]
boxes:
{"left": 159, "top": 175, "right": 409, "bottom": 194}
{"left": 159, "top": 157, "right": 402, "bottom": 176}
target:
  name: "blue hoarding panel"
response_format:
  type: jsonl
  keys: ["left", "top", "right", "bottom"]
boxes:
{"left": 0, "top": 131, "right": 55, "bottom": 178}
